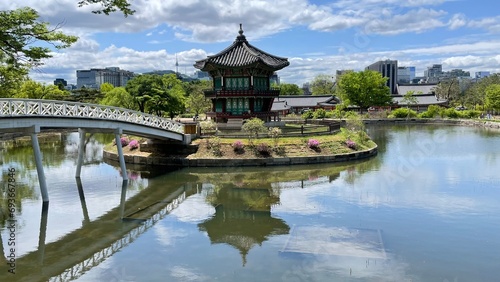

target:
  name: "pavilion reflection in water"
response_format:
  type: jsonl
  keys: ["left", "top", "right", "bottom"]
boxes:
{"left": 198, "top": 182, "right": 289, "bottom": 266}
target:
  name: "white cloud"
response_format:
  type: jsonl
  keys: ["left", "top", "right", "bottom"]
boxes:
{"left": 4, "top": 0, "right": 500, "bottom": 86}
{"left": 365, "top": 9, "right": 447, "bottom": 35}
{"left": 448, "top": 13, "right": 467, "bottom": 30}
{"left": 468, "top": 16, "right": 500, "bottom": 33}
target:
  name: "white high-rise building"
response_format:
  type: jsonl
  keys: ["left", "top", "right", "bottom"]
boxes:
{"left": 76, "top": 67, "right": 136, "bottom": 89}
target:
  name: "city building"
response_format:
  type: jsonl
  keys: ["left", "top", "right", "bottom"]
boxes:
{"left": 397, "top": 66, "right": 415, "bottom": 84}
{"left": 270, "top": 73, "right": 280, "bottom": 85}
{"left": 194, "top": 24, "right": 289, "bottom": 125}
{"left": 53, "top": 78, "right": 67, "bottom": 87}
{"left": 424, "top": 64, "right": 443, "bottom": 79}
{"left": 301, "top": 82, "right": 312, "bottom": 96}
{"left": 445, "top": 69, "right": 470, "bottom": 78}
{"left": 366, "top": 60, "right": 398, "bottom": 94}
{"left": 475, "top": 71, "right": 491, "bottom": 79}
{"left": 76, "top": 67, "right": 135, "bottom": 89}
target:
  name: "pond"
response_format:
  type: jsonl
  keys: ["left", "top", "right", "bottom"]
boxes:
{"left": 1, "top": 124, "right": 500, "bottom": 281}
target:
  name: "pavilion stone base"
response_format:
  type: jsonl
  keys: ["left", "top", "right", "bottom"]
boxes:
{"left": 140, "top": 139, "right": 198, "bottom": 155}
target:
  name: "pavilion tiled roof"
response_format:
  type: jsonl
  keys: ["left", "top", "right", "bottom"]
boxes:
{"left": 194, "top": 24, "right": 289, "bottom": 71}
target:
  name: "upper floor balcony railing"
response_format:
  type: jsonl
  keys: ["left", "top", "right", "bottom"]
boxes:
{"left": 204, "top": 88, "right": 281, "bottom": 98}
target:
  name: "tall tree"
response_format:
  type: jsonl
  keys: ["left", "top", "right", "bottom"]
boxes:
{"left": 0, "top": 7, "right": 78, "bottom": 95}
{"left": 14, "top": 80, "right": 69, "bottom": 100}
{"left": 125, "top": 74, "right": 159, "bottom": 112}
{"left": 100, "top": 87, "right": 136, "bottom": 109}
{"left": 278, "top": 83, "right": 304, "bottom": 95}
{"left": 310, "top": 74, "right": 336, "bottom": 95}
{"left": 185, "top": 80, "right": 212, "bottom": 116}
{"left": 126, "top": 74, "right": 186, "bottom": 117}
{"left": 434, "top": 78, "right": 460, "bottom": 102}
{"left": 466, "top": 74, "right": 500, "bottom": 109}
{"left": 485, "top": 84, "right": 500, "bottom": 111}
{"left": 337, "top": 70, "right": 392, "bottom": 111}
{"left": 156, "top": 74, "right": 186, "bottom": 118}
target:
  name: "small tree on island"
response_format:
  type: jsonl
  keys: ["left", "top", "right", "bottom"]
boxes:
{"left": 268, "top": 127, "right": 282, "bottom": 148}
{"left": 401, "top": 90, "right": 419, "bottom": 120}
{"left": 242, "top": 118, "right": 266, "bottom": 145}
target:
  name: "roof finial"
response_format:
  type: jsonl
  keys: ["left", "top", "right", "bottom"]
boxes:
{"left": 236, "top": 23, "right": 246, "bottom": 43}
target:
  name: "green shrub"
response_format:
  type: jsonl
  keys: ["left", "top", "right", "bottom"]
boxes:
{"left": 443, "top": 108, "right": 459, "bottom": 118}
{"left": 301, "top": 110, "right": 314, "bottom": 119}
{"left": 458, "top": 110, "right": 481, "bottom": 119}
{"left": 389, "top": 108, "right": 417, "bottom": 118}
{"left": 343, "top": 111, "right": 360, "bottom": 119}
{"left": 419, "top": 105, "right": 442, "bottom": 118}
{"left": 312, "top": 108, "right": 327, "bottom": 119}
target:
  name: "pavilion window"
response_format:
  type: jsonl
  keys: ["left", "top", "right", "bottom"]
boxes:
{"left": 215, "top": 100, "right": 223, "bottom": 112}
{"left": 214, "top": 77, "right": 222, "bottom": 90}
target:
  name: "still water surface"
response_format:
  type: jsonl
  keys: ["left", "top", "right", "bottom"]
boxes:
{"left": 1, "top": 124, "right": 500, "bottom": 281}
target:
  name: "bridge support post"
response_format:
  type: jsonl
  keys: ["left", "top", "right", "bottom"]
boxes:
{"left": 114, "top": 129, "right": 129, "bottom": 181}
{"left": 30, "top": 126, "right": 49, "bottom": 202}
{"left": 75, "top": 128, "right": 86, "bottom": 178}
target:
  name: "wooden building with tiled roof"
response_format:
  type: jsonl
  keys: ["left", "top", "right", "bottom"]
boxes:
{"left": 194, "top": 24, "right": 289, "bottom": 124}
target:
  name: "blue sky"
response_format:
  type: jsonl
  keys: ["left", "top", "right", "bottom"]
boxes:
{"left": 2, "top": 0, "right": 500, "bottom": 86}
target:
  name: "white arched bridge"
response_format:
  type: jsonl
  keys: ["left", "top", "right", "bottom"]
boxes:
{"left": 0, "top": 98, "right": 190, "bottom": 202}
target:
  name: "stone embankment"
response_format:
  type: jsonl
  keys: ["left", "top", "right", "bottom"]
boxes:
{"left": 103, "top": 146, "right": 378, "bottom": 167}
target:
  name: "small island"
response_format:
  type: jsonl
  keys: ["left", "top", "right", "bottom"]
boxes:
{"left": 103, "top": 117, "right": 378, "bottom": 167}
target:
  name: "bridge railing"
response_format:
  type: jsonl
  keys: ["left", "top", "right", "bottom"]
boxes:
{"left": 0, "top": 98, "right": 184, "bottom": 134}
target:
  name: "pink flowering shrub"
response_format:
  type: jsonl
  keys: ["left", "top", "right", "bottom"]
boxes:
{"left": 256, "top": 143, "right": 271, "bottom": 156}
{"left": 307, "top": 139, "right": 320, "bottom": 149}
{"left": 232, "top": 140, "right": 245, "bottom": 153}
{"left": 346, "top": 140, "right": 357, "bottom": 149}
{"left": 129, "top": 139, "right": 139, "bottom": 150}
{"left": 120, "top": 137, "right": 129, "bottom": 147}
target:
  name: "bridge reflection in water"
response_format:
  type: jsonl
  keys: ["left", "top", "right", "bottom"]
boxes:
{"left": 0, "top": 162, "right": 350, "bottom": 281}
{"left": 0, "top": 172, "right": 197, "bottom": 282}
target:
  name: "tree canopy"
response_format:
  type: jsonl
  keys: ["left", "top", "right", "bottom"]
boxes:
{"left": 337, "top": 70, "right": 392, "bottom": 110}
{"left": 185, "top": 80, "right": 212, "bottom": 116}
{"left": 126, "top": 74, "right": 186, "bottom": 118}
{"left": 310, "top": 74, "right": 335, "bottom": 95}
{"left": 0, "top": 7, "right": 78, "bottom": 96}
{"left": 78, "top": 0, "right": 135, "bottom": 16}
{"left": 13, "top": 80, "right": 69, "bottom": 100}
{"left": 100, "top": 87, "right": 136, "bottom": 109}
{"left": 465, "top": 74, "right": 500, "bottom": 109}
{"left": 278, "top": 83, "right": 303, "bottom": 95}
{"left": 435, "top": 78, "right": 473, "bottom": 106}
{"left": 485, "top": 84, "right": 500, "bottom": 111}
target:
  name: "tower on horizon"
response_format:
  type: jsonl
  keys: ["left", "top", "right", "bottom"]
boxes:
{"left": 175, "top": 54, "right": 179, "bottom": 74}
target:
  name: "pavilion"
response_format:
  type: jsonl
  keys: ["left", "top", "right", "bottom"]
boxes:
{"left": 194, "top": 24, "right": 289, "bottom": 127}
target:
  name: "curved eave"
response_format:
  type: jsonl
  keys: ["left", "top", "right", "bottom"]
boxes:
{"left": 194, "top": 42, "right": 289, "bottom": 72}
